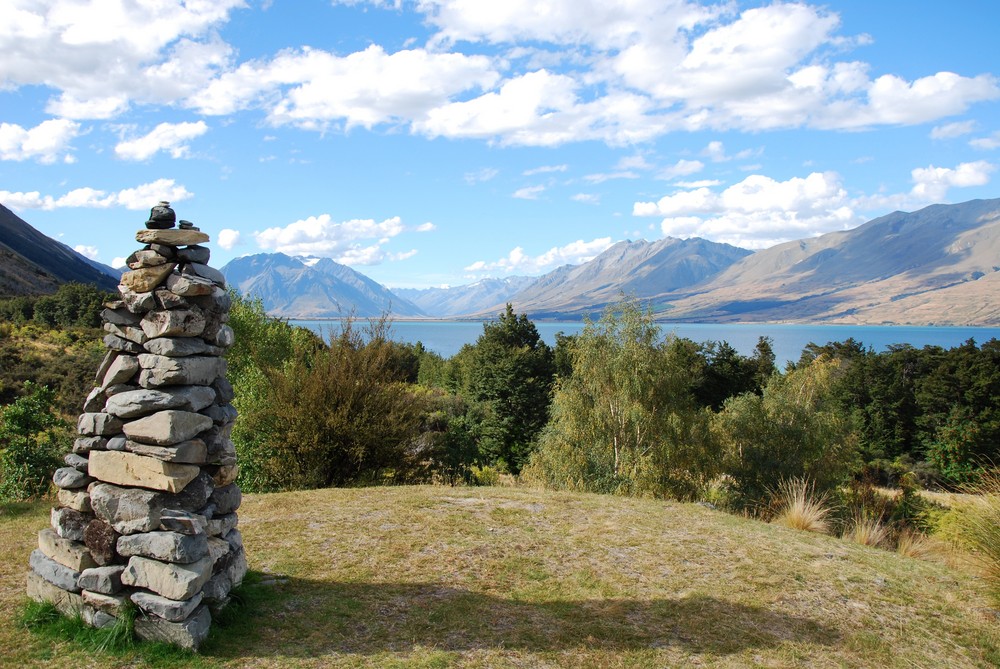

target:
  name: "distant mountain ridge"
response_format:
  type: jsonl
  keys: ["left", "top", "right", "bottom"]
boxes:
{"left": 220, "top": 253, "right": 426, "bottom": 318}
{"left": 395, "top": 276, "right": 537, "bottom": 317}
{"left": 0, "top": 203, "right": 121, "bottom": 296}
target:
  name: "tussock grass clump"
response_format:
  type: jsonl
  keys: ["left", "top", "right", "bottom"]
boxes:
{"left": 770, "top": 478, "right": 832, "bottom": 534}
{"left": 895, "top": 529, "right": 937, "bottom": 560}
{"left": 959, "top": 471, "right": 1000, "bottom": 604}
{"left": 842, "top": 514, "right": 889, "bottom": 548}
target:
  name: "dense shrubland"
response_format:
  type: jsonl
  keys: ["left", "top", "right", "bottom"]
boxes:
{"left": 2, "top": 290, "right": 999, "bottom": 548}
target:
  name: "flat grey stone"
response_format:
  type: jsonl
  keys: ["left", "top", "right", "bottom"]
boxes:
{"left": 140, "top": 307, "right": 207, "bottom": 339}
{"left": 78, "top": 412, "right": 123, "bottom": 437}
{"left": 161, "top": 472, "right": 215, "bottom": 512}
{"left": 122, "top": 555, "right": 214, "bottom": 601}
{"left": 131, "top": 590, "right": 204, "bottom": 623}
{"left": 123, "top": 410, "right": 214, "bottom": 446}
{"left": 210, "top": 484, "right": 241, "bottom": 515}
{"left": 120, "top": 288, "right": 156, "bottom": 314}
{"left": 206, "top": 513, "right": 238, "bottom": 538}
{"left": 138, "top": 355, "right": 226, "bottom": 388}
{"left": 212, "top": 377, "right": 234, "bottom": 403}
{"left": 165, "top": 272, "right": 214, "bottom": 297}
{"left": 201, "top": 403, "right": 237, "bottom": 425}
{"left": 79, "top": 566, "right": 126, "bottom": 595}
{"left": 26, "top": 570, "right": 84, "bottom": 616}
{"left": 159, "top": 509, "right": 207, "bottom": 535}
{"left": 73, "top": 436, "right": 107, "bottom": 454}
{"left": 183, "top": 263, "right": 226, "bottom": 287}
{"left": 106, "top": 435, "right": 128, "bottom": 451}
{"left": 105, "top": 388, "right": 186, "bottom": 419}
{"left": 134, "top": 604, "right": 211, "bottom": 650}
{"left": 102, "top": 307, "right": 142, "bottom": 326}
{"left": 177, "top": 245, "right": 210, "bottom": 264}
{"left": 89, "top": 483, "right": 163, "bottom": 534}
{"left": 142, "top": 337, "right": 220, "bottom": 357}
{"left": 53, "top": 467, "right": 93, "bottom": 490}
{"left": 126, "top": 438, "right": 207, "bottom": 464}
{"left": 118, "top": 531, "right": 208, "bottom": 564}
{"left": 104, "top": 333, "right": 145, "bottom": 353}
{"left": 103, "top": 322, "right": 148, "bottom": 346}
{"left": 64, "top": 452, "right": 90, "bottom": 472}
{"left": 83, "top": 386, "right": 106, "bottom": 412}
{"left": 82, "top": 604, "right": 118, "bottom": 629}
{"left": 30, "top": 549, "right": 81, "bottom": 593}
{"left": 210, "top": 324, "right": 235, "bottom": 348}
{"left": 101, "top": 353, "right": 141, "bottom": 385}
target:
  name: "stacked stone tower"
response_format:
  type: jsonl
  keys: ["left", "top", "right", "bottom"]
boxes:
{"left": 26, "top": 203, "right": 244, "bottom": 650}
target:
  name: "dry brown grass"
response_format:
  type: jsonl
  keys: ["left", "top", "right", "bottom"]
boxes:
{"left": 3, "top": 486, "right": 1000, "bottom": 668}
{"left": 841, "top": 514, "right": 890, "bottom": 548}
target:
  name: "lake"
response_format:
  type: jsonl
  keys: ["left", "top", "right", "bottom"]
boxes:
{"left": 290, "top": 319, "right": 1000, "bottom": 365}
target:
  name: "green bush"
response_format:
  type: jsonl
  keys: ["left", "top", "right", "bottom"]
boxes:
{"left": 0, "top": 382, "right": 66, "bottom": 501}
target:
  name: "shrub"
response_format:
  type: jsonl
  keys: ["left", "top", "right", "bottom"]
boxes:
{"left": 0, "top": 382, "right": 66, "bottom": 501}
{"left": 770, "top": 478, "right": 832, "bottom": 534}
{"left": 895, "top": 529, "right": 936, "bottom": 560}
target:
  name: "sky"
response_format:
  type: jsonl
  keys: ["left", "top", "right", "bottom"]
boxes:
{"left": 1, "top": 1, "right": 998, "bottom": 289}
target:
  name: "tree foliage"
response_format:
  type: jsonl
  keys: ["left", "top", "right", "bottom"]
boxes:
{"left": 0, "top": 382, "right": 66, "bottom": 501}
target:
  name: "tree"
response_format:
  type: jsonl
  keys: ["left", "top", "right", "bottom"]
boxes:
{"left": 0, "top": 382, "right": 66, "bottom": 501}
{"left": 525, "top": 299, "right": 717, "bottom": 499}
{"left": 713, "top": 355, "right": 858, "bottom": 509}
{"left": 464, "top": 304, "right": 555, "bottom": 473}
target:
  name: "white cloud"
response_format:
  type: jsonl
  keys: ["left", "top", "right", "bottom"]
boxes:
{"left": 465, "top": 237, "right": 614, "bottom": 275}
{"left": 523, "top": 164, "right": 568, "bottom": 176}
{"left": 512, "top": 185, "right": 545, "bottom": 200}
{"left": 658, "top": 159, "right": 704, "bottom": 180}
{"left": 115, "top": 121, "right": 209, "bottom": 160}
{"left": 634, "top": 171, "right": 857, "bottom": 248}
{"left": 253, "top": 214, "right": 413, "bottom": 265}
{"left": 971, "top": 132, "right": 1000, "bottom": 150}
{"left": 74, "top": 244, "right": 99, "bottom": 260}
{"left": 111, "top": 257, "right": 127, "bottom": 269}
{"left": 909, "top": 160, "right": 996, "bottom": 201}
{"left": 0, "top": 1, "right": 244, "bottom": 119}
{"left": 217, "top": 228, "right": 241, "bottom": 250}
{"left": 0, "top": 178, "right": 192, "bottom": 211}
{"left": 572, "top": 193, "right": 600, "bottom": 204}
{"left": 415, "top": 222, "right": 436, "bottom": 232}
{"left": 464, "top": 167, "right": 499, "bottom": 184}
{"left": 0, "top": 119, "right": 80, "bottom": 163}
{"left": 583, "top": 170, "right": 639, "bottom": 184}
{"left": 931, "top": 120, "right": 977, "bottom": 140}
{"left": 674, "top": 179, "right": 721, "bottom": 188}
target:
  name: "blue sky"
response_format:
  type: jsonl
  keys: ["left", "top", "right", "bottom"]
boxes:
{"left": 1, "top": 1, "right": 998, "bottom": 289}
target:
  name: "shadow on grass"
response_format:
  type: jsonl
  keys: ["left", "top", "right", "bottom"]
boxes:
{"left": 205, "top": 576, "right": 839, "bottom": 659}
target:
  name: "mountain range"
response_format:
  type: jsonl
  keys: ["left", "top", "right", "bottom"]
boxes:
{"left": 3, "top": 198, "right": 999, "bottom": 325}
{"left": 0, "top": 203, "right": 120, "bottom": 295}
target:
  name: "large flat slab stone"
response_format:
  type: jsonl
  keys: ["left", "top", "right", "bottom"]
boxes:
{"left": 135, "top": 229, "right": 210, "bottom": 246}
{"left": 120, "top": 264, "right": 176, "bottom": 293}
{"left": 133, "top": 604, "right": 211, "bottom": 650}
{"left": 89, "top": 483, "right": 163, "bottom": 534}
{"left": 88, "top": 451, "right": 201, "bottom": 493}
{"left": 117, "top": 531, "right": 208, "bottom": 564}
{"left": 122, "top": 410, "right": 213, "bottom": 445}
{"left": 137, "top": 355, "right": 226, "bottom": 388}
{"left": 30, "top": 549, "right": 81, "bottom": 592}
{"left": 26, "top": 570, "right": 84, "bottom": 616}
{"left": 122, "top": 555, "right": 213, "bottom": 601}
{"left": 38, "top": 528, "right": 97, "bottom": 572}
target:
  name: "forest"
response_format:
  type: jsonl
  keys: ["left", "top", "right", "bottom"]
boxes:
{"left": 2, "top": 283, "right": 999, "bottom": 541}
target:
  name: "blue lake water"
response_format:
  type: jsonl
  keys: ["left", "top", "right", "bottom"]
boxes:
{"left": 291, "top": 319, "right": 1000, "bottom": 365}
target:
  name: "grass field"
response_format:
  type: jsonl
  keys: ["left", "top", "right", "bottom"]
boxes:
{"left": 2, "top": 485, "right": 998, "bottom": 668}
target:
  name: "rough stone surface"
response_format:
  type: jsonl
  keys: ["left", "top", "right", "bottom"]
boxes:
{"left": 135, "top": 229, "right": 210, "bottom": 246}
{"left": 121, "top": 288, "right": 156, "bottom": 314}
{"left": 89, "top": 483, "right": 163, "bottom": 534}
{"left": 211, "top": 464, "right": 239, "bottom": 487}
{"left": 30, "top": 549, "right": 81, "bottom": 592}
{"left": 105, "top": 389, "right": 188, "bottom": 419}
{"left": 104, "top": 322, "right": 149, "bottom": 345}
{"left": 26, "top": 570, "right": 84, "bottom": 615}
{"left": 134, "top": 604, "right": 211, "bottom": 650}
{"left": 127, "top": 439, "right": 207, "bottom": 464}
{"left": 38, "top": 528, "right": 97, "bottom": 572}
{"left": 165, "top": 272, "right": 215, "bottom": 297}
{"left": 65, "top": 452, "right": 90, "bottom": 472}
{"left": 138, "top": 354, "right": 226, "bottom": 388}
{"left": 123, "top": 410, "right": 214, "bottom": 446}
{"left": 106, "top": 435, "right": 128, "bottom": 451}
{"left": 53, "top": 466, "right": 93, "bottom": 490}
{"left": 132, "top": 590, "right": 204, "bottom": 623}
{"left": 74, "top": 436, "right": 108, "bottom": 453}
{"left": 141, "top": 307, "right": 207, "bottom": 339}
{"left": 88, "top": 451, "right": 201, "bottom": 493}
{"left": 210, "top": 484, "right": 242, "bottom": 515}
{"left": 103, "top": 333, "right": 145, "bottom": 353}
{"left": 162, "top": 471, "right": 215, "bottom": 513}
{"left": 154, "top": 288, "right": 189, "bottom": 310}
{"left": 57, "top": 488, "right": 91, "bottom": 512}
{"left": 212, "top": 377, "right": 234, "bottom": 403}
{"left": 122, "top": 555, "right": 213, "bottom": 600}
{"left": 159, "top": 509, "right": 207, "bottom": 535}
{"left": 118, "top": 531, "right": 208, "bottom": 564}
{"left": 120, "top": 264, "right": 176, "bottom": 293}
{"left": 83, "top": 386, "right": 106, "bottom": 412}
{"left": 183, "top": 263, "right": 226, "bottom": 287}
{"left": 127, "top": 249, "right": 169, "bottom": 269}
{"left": 202, "top": 403, "right": 238, "bottom": 426}
{"left": 78, "top": 566, "right": 126, "bottom": 595}
{"left": 177, "top": 245, "right": 210, "bottom": 264}
{"left": 102, "top": 353, "right": 141, "bottom": 386}
{"left": 51, "top": 507, "right": 92, "bottom": 542}
{"left": 78, "top": 412, "right": 124, "bottom": 437}
{"left": 82, "top": 588, "right": 129, "bottom": 614}
{"left": 83, "top": 519, "right": 120, "bottom": 566}
{"left": 102, "top": 307, "right": 142, "bottom": 326}
{"left": 142, "top": 336, "right": 220, "bottom": 357}
{"left": 206, "top": 513, "right": 238, "bottom": 538}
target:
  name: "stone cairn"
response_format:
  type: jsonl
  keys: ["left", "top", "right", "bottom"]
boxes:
{"left": 26, "top": 202, "right": 245, "bottom": 650}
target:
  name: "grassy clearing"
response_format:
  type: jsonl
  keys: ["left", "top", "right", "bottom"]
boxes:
{"left": 3, "top": 485, "right": 999, "bottom": 668}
